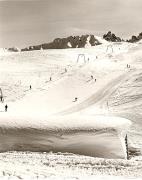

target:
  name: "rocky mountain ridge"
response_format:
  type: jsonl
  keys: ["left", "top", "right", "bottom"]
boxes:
{"left": 21, "top": 35, "right": 102, "bottom": 51}
{"left": 2, "top": 32, "right": 142, "bottom": 53}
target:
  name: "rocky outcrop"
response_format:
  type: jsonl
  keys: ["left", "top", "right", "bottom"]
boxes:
{"left": 21, "top": 35, "right": 101, "bottom": 51}
{"left": 8, "top": 47, "right": 20, "bottom": 52}
{"left": 127, "top": 32, "right": 142, "bottom": 43}
{"left": 0, "top": 47, "right": 20, "bottom": 55}
{"left": 103, "top": 31, "right": 122, "bottom": 42}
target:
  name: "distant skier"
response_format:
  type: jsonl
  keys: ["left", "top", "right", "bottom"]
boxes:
{"left": 50, "top": 77, "right": 52, "bottom": 81}
{"left": 30, "top": 85, "right": 32, "bottom": 90}
{"left": 5, "top": 104, "right": 8, "bottom": 112}
{"left": 91, "top": 75, "right": 93, "bottom": 79}
{"left": 73, "top": 97, "right": 78, "bottom": 102}
{"left": 0, "top": 96, "right": 4, "bottom": 102}
{"left": 61, "top": 68, "right": 67, "bottom": 74}
{"left": 0, "top": 88, "right": 4, "bottom": 103}
{"left": 95, "top": 79, "right": 96, "bottom": 82}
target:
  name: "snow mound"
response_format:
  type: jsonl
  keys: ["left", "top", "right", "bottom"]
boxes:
{"left": 0, "top": 115, "right": 131, "bottom": 159}
{"left": 0, "top": 114, "right": 131, "bottom": 130}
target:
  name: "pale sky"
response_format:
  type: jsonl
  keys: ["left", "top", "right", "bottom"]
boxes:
{"left": 0, "top": 0, "right": 142, "bottom": 48}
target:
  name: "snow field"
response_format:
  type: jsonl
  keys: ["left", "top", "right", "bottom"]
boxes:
{"left": 0, "top": 40, "right": 142, "bottom": 178}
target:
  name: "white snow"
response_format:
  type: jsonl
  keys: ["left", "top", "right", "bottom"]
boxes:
{"left": 85, "top": 35, "right": 92, "bottom": 48}
{"left": 0, "top": 48, "right": 9, "bottom": 55}
{"left": 0, "top": 38, "right": 142, "bottom": 178}
{"left": 95, "top": 36, "right": 109, "bottom": 44}
{"left": 67, "top": 42, "right": 72, "bottom": 48}
{"left": 0, "top": 152, "right": 141, "bottom": 179}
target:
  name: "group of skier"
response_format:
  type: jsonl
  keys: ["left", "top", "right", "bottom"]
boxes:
{"left": 0, "top": 84, "right": 33, "bottom": 112}
{"left": 0, "top": 87, "right": 8, "bottom": 112}
{"left": 3, "top": 56, "right": 129, "bottom": 111}
{"left": 90, "top": 75, "right": 96, "bottom": 82}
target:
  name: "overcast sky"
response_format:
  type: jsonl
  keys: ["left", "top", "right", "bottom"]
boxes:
{"left": 0, "top": 0, "right": 142, "bottom": 48}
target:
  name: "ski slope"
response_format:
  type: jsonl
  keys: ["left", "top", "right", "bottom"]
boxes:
{"left": 0, "top": 40, "right": 142, "bottom": 178}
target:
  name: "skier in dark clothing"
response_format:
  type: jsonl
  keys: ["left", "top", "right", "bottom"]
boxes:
{"left": 73, "top": 97, "right": 78, "bottom": 102}
{"left": 5, "top": 104, "right": 8, "bottom": 112}
{"left": 0, "top": 88, "right": 4, "bottom": 103}
{"left": 0, "top": 96, "right": 3, "bottom": 102}
{"left": 91, "top": 75, "right": 93, "bottom": 79}
{"left": 30, "top": 85, "right": 32, "bottom": 90}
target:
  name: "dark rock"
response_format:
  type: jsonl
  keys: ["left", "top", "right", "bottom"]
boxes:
{"left": 21, "top": 34, "right": 102, "bottom": 51}
{"left": 8, "top": 47, "right": 19, "bottom": 52}
{"left": 128, "top": 32, "right": 142, "bottom": 43}
{"left": 103, "top": 31, "right": 122, "bottom": 42}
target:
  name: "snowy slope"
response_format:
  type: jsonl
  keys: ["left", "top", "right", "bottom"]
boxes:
{"left": 0, "top": 40, "right": 142, "bottom": 178}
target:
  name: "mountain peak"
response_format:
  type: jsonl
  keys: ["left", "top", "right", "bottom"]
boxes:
{"left": 21, "top": 35, "right": 102, "bottom": 51}
{"left": 103, "top": 31, "right": 122, "bottom": 42}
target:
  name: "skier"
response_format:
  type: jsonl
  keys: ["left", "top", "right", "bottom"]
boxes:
{"left": 65, "top": 68, "right": 67, "bottom": 73}
{"left": 73, "top": 97, "right": 78, "bottom": 102}
{"left": 5, "top": 104, "right": 8, "bottom": 112}
{"left": 91, "top": 75, "right": 93, "bottom": 79}
{"left": 30, "top": 85, "right": 32, "bottom": 90}
{"left": 50, "top": 77, "right": 52, "bottom": 81}
{"left": 95, "top": 79, "right": 96, "bottom": 82}
{"left": 0, "top": 88, "right": 4, "bottom": 103}
{"left": 0, "top": 96, "right": 3, "bottom": 102}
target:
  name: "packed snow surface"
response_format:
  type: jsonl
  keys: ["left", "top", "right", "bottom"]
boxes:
{"left": 0, "top": 152, "right": 141, "bottom": 179}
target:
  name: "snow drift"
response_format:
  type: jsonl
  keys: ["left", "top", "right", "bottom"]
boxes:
{"left": 0, "top": 115, "right": 131, "bottom": 159}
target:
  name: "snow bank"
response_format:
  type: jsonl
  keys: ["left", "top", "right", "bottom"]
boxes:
{"left": 0, "top": 115, "right": 131, "bottom": 159}
{"left": 0, "top": 115, "right": 131, "bottom": 129}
